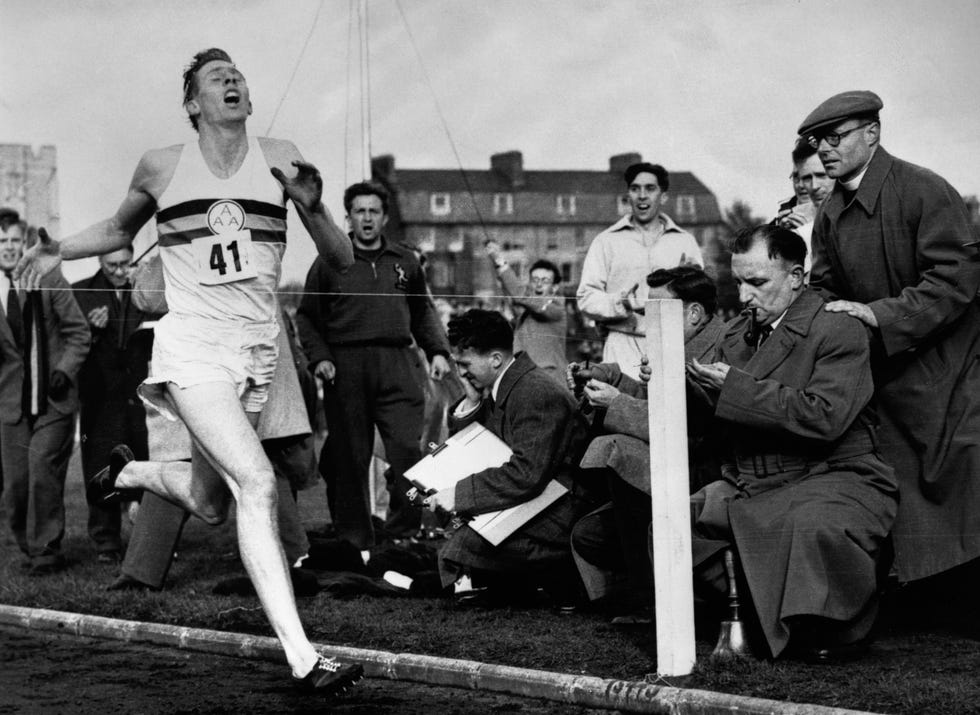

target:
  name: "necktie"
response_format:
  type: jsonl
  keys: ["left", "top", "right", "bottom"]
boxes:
{"left": 117, "top": 285, "right": 131, "bottom": 349}
{"left": 4, "top": 270, "right": 23, "bottom": 348}
{"left": 757, "top": 325, "right": 773, "bottom": 348}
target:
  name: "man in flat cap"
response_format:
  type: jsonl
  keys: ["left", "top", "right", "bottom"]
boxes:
{"left": 800, "top": 90, "right": 980, "bottom": 584}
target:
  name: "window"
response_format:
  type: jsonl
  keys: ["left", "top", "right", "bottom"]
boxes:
{"left": 418, "top": 228, "right": 436, "bottom": 253}
{"left": 448, "top": 230, "right": 465, "bottom": 253}
{"left": 617, "top": 195, "right": 631, "bottom": 216}
{"left": 547, "top": 229, "right": 559, "bottom": 251}
{"left": 556, "top": 195, "right": 577, "bottom": 216}
{"left": 676, "top": 195, "right": 696, "bottom": 222}
{"left": 575, "top": 228, "right": 586, "bottom": 248}
{"left": 429, "top": 258, "right": 449, "bottom": 288}
{"left": 561, "top": 262, "right": 573, "bottom": 284}
{"left": 430, "top": 193, "right": 451, "bottom": 216}
{"left": 493, "top": 193, "right": 514, "bottom": 215}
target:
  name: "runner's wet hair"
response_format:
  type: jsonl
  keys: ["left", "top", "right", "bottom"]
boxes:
{"left": 182, "top": 48, "right": 234, "bottom": 131}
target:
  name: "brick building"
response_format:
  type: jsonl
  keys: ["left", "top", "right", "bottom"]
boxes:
{"left": 0, "top": 143, "right": 60, "bottom": 235}
{"left": 371, "top": 151, "right": 731, "bottom": 306}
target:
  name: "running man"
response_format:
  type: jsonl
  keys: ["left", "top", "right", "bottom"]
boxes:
{"left": 16, "top": 48, "right": 362, "bottom": 693}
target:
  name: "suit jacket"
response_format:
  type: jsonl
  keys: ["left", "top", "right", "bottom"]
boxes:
{"left": 449, "top": 352, "right": 589, "bottom": 516}
{"left": 0, "top": 270, "right": 90, "bottom": 425}
{"left": 579, "top": 315, "right": 726, "bottom": 492}
{"left": 811, "top": 146, "right": 980, "bottom": 581}
{"left": 72, "top": 270, "right": 157, "bottom": 411}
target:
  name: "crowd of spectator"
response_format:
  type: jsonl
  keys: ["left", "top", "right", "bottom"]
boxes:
{"left": 4, "top": 82, "right": 980, "bottom": 680}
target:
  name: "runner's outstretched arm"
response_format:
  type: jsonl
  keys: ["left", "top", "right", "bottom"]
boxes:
{"left": 15, "top": 149, "right": 168, "bottom": 288}
{"left": 263, "top": 139, "right": 353, "bottom": 270}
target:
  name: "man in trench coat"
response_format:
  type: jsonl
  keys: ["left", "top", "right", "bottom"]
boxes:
{"left": 801, "top": 90, "right": 980, "bottom": 582}
{"left": 686, "top": 225, "right": 897, "bottom": 661}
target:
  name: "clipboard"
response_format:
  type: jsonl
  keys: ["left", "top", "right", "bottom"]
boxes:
{"left": 405, "top": 422, "right": 568, "bottom": 546}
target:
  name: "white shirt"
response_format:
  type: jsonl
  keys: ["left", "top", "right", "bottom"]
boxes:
{"left": 0, "top": 270, "right": 12, "bottom": 314}
{"left": 576, "top": 213, "right": 703, "bottom": 334}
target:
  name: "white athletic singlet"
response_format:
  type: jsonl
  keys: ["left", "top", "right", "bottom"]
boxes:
{"left": 154, "top": 137, "right": 286, "bottom": 323}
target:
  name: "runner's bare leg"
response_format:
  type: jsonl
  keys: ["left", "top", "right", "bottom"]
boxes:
{"left": 115, "top": 444, "right": 231, "bottom": 524}
{"left": 148, "top": 380, "right": 319, "bottom": 677}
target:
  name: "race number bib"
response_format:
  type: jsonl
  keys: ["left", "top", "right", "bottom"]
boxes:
{"left": 193, "top": 230, "right": 258, "bottom": 285}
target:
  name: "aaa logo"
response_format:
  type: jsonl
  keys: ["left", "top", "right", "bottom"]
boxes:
{"left": 207, "top": 200, "right": 246, "bottom": 234}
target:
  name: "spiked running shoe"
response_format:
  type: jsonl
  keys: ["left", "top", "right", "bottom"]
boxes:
{"left": 296, "top": 655, "right": 364, "bottom": 694}
{"left": 90, "top": 444, "right": 138, "bottom": 503}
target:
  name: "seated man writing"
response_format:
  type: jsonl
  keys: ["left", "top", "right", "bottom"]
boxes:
{"left": 423, "top": 309, "right": 592, "bottom": 605}
{"left": 686, "top": 224, "right": 897, "bottom": 663}
{"left": 568, "top": 265, "right": 726, "bottom": 610}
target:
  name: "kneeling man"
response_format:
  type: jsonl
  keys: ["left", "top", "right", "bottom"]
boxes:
{"left": 686, "top": 224, "right": 897, "bottom": 662}
{"left": 425, "top": 309, "right": 591, "bottom": 603}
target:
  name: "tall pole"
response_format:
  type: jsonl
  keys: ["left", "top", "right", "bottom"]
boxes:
{"left": 645, "top": 298, "right": 696, "bottom": 676}
{"left": 358, "top": 0, "right": 372, "bottom": 181}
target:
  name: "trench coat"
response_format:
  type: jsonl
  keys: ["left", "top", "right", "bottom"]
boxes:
{"left": 810, "top": 146, "right": 980, "bottom": 582}
{"left": 691, "top": 289, "right": 898, "bottom": 657}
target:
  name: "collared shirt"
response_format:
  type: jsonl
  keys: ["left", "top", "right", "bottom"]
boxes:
{"left": 491, "top": 356, "right": 516, "bottom": 401}
{"left": 576, "top": 212, "right": 703, "bottom": 334}
{"left": 770, "top": 308, "right": 789, "bottom": 331}
{"left": 839, "top": 145, "right": 878, "bottom": 192}
{"left": 0, "top": 270, "right": 11, "bottom": 314}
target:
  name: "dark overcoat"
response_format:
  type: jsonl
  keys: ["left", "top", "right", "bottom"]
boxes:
{"left": 571, "top": 316, "right": 727, "bottom": 600}
{"left": 692, "top": 289, "right": 897, "bottom": 657}
{"left": 579, "top": 316, "right": 727, "bottom": 492}
{"left": 438, "top": 352, "right": 591, "bottom": 585}
{"left": 810, "top": 146, "right": 980, "bottom": 581}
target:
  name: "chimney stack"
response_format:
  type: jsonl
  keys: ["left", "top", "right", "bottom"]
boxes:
{"left": 491, "top": 151, "right": 524, "bottom": 188}
{"left": 609, "top": 152, "right": 643, "bottom": 177}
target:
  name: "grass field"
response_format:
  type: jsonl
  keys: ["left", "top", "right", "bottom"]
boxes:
{"left": 3, "top": 444, "right": 980, "bottom": 714}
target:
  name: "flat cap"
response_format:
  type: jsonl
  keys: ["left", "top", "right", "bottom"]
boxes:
{"left": 798, "top": 90, "right": 883, "bottom": 136}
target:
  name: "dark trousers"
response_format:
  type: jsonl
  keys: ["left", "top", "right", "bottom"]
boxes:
{"left": 80, "top": 397, "right": 149, "bottom": 554}
{"left": 2, "top": 412, "right": 75, "bottom": 565}
{"left": 320, "top": 345, "right": 425, "bottom": 549}
{"left": 570, "top": 470, "right": 653, "bottom": 607}
{"left": 121, "top": 455, "right": 313, "bottom": 589}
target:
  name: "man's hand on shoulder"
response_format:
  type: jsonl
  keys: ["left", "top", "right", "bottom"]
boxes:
{"left": 824, "top": 300, "right": 878, "bottom": 327}
{"left": 14, "top": 227, "right": 61, "bottom": 290}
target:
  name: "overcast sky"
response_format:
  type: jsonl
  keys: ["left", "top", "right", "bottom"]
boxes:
{"left": 2, "top": 0, "right": 978, "bottom": 284}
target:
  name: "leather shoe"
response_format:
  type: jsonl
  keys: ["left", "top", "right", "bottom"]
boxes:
{"left": 28, "top": 556, "right": 68, "bottom": 576}
{"left": 454, "top": 586, "right": 543, "bottom": 609}
{"left": 97, "top": 550, "right": 122, "bottom": 565}
{"left": 793, "top": 638, "right": 871, "bottom": 665}
{"left": 91, "top": 444, "right": 138, "bottom": 503}
{"left": 107, "top": 574, "right": 159, "bottom": 592}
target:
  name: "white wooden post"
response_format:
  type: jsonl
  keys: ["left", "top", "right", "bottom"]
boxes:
{"left": 645, "top": 298, "right": 696, "bottom": 676}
